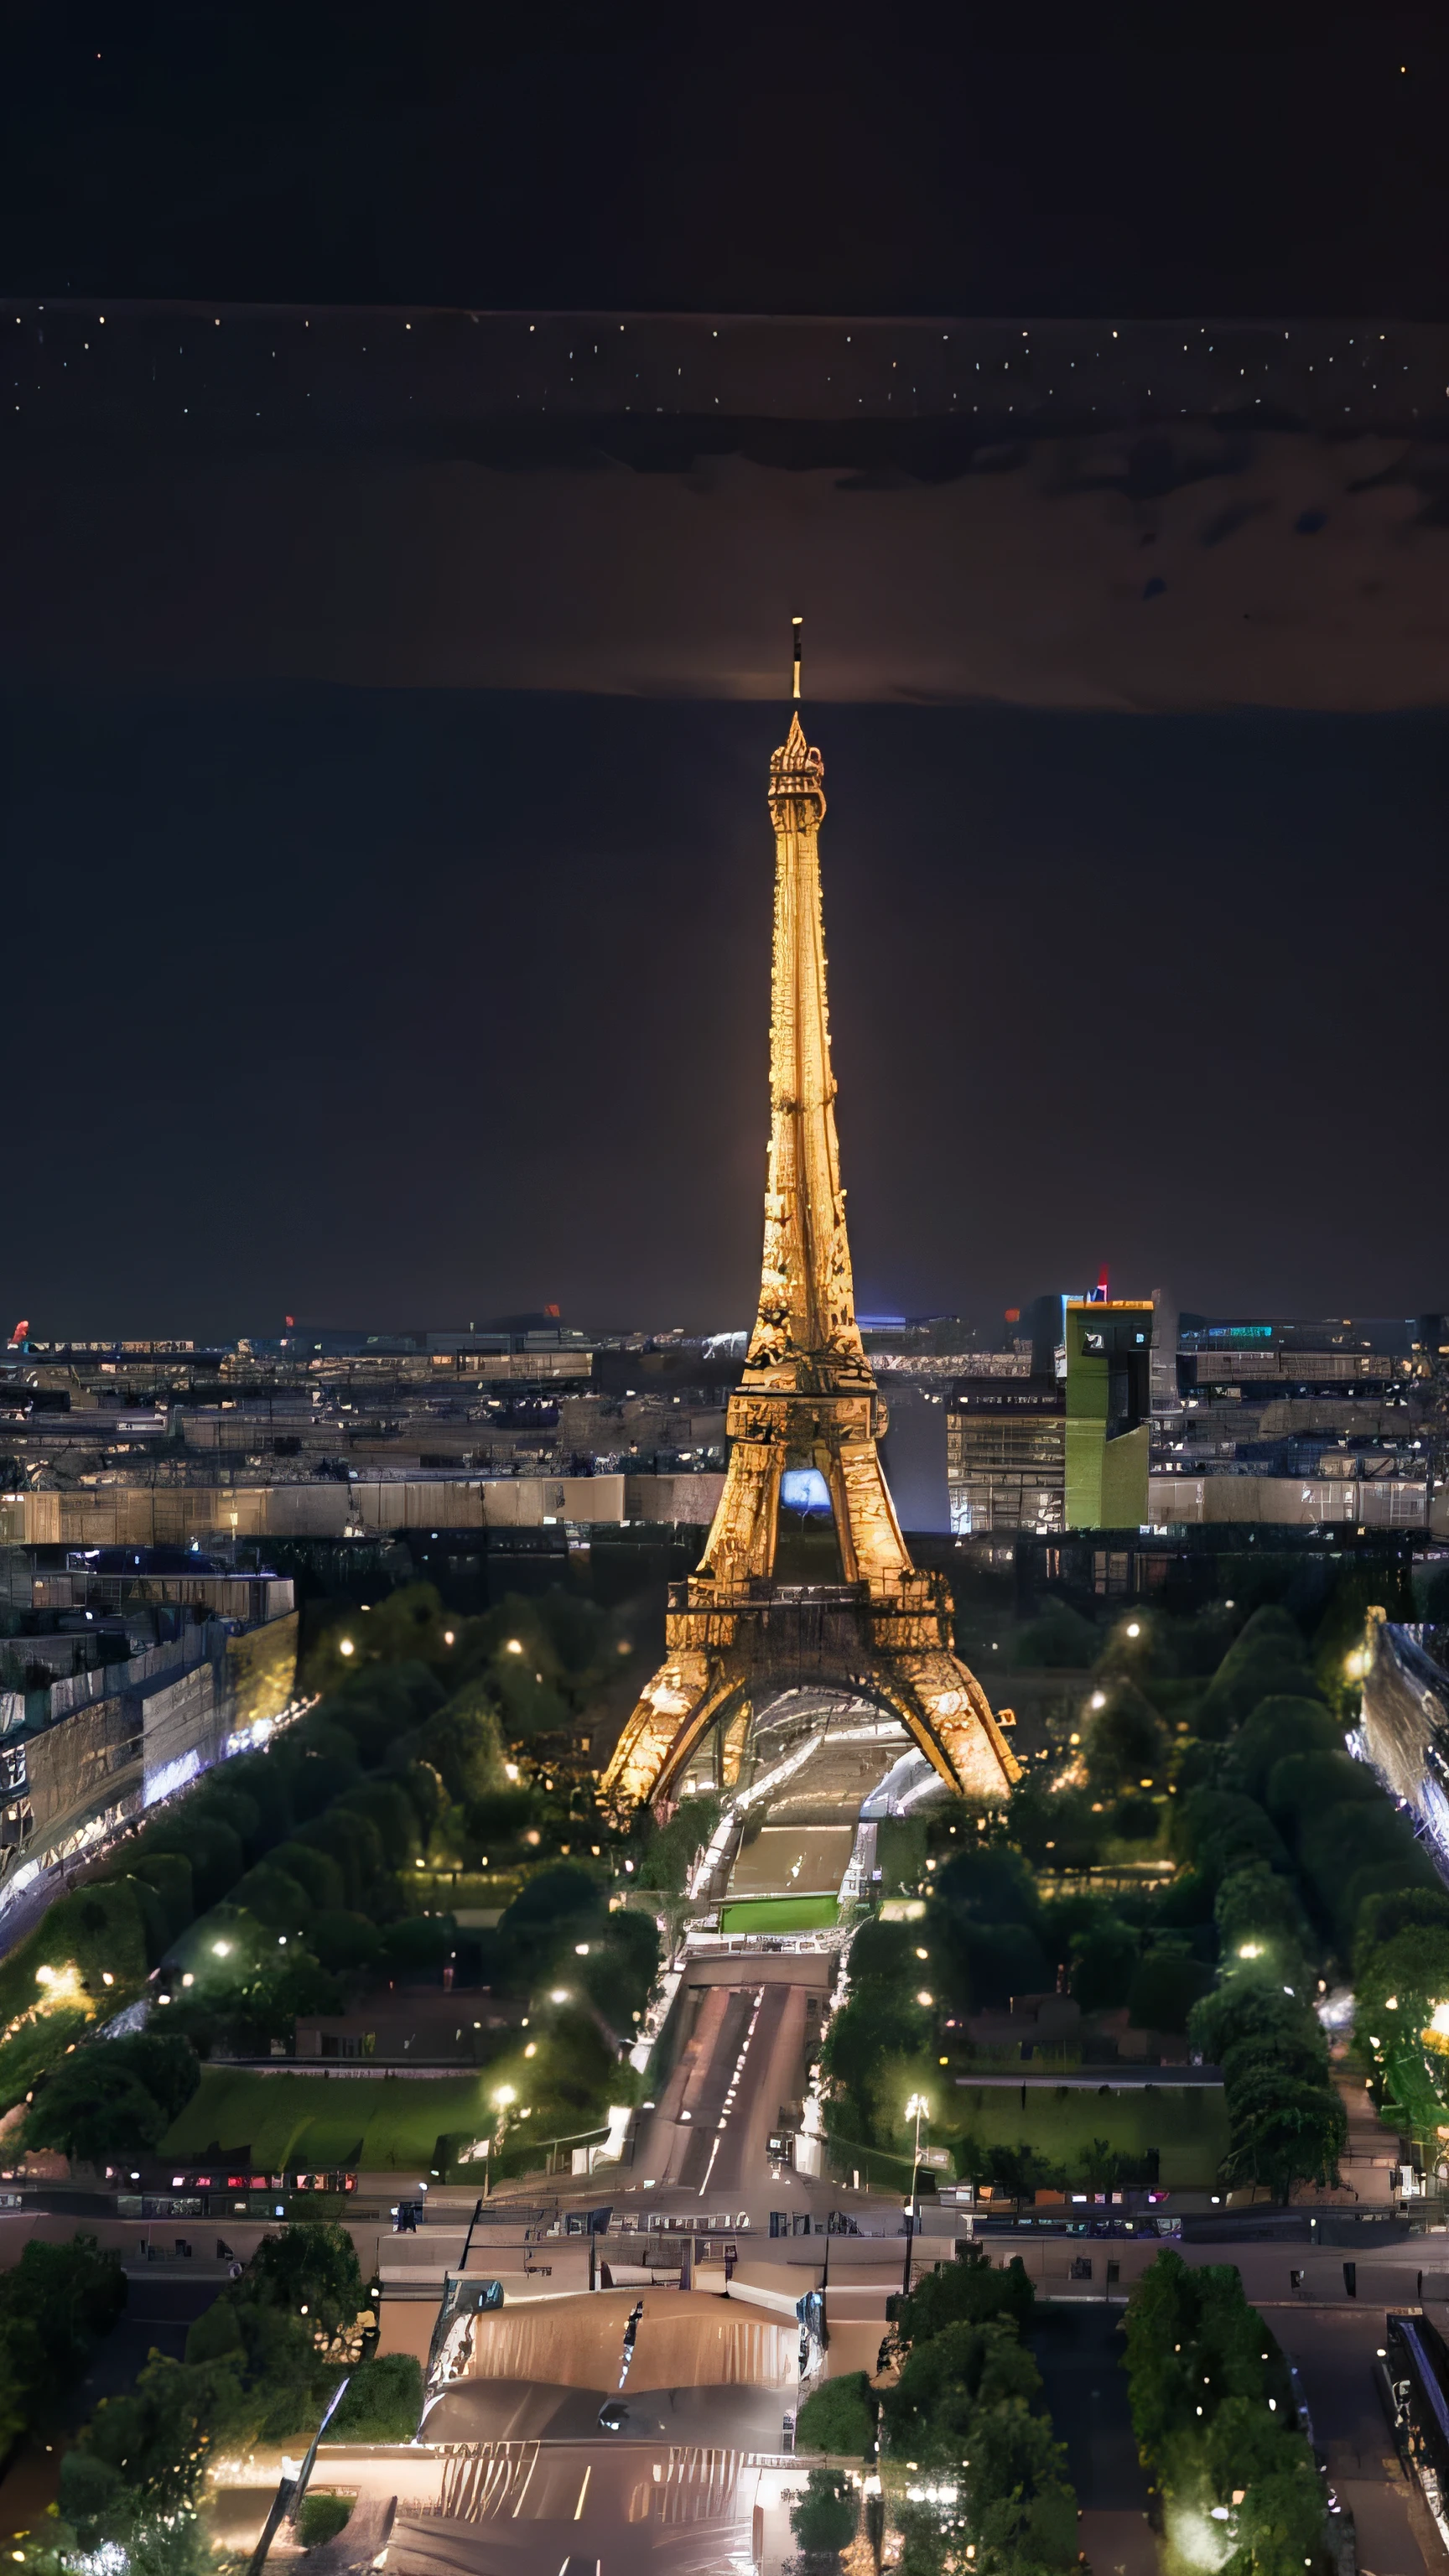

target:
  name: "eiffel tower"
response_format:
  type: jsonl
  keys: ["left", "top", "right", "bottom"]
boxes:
{"left": 603, "top": 632, "right": 1020, "bottom": 1815}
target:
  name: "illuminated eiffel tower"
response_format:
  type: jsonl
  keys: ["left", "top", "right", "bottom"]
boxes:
{"left": 603, "top": 630, "right": 1019, "bottom": 1815}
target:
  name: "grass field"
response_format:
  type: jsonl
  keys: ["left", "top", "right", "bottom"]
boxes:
{"left": 719, "top": 1895, "right": 839, "bottom": 1935}
{"left": 163, "top": 2068, "right": 500, "bottom": 2169}
{"left": 944, "top": 2080, "right": 1228, "bottom": 2189}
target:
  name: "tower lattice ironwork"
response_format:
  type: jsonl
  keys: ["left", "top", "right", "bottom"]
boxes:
{"left": 602, "top": 673, "right": 1019, "bottom": 1815}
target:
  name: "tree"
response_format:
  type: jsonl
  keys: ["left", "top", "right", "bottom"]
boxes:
{"left": 820, "top": 1981, "right": 931, "bottom": 2144}
{"left": 1264, "top": 1749, "right": 1379, "bottom": 1837}
{"left": 241, "top": 2222, "right": 363, "bottom": 2337}
{"left": 0, "top": 2236, "right": 125, "bottom": 2422}
{"left": 636, "top": 1794, "right": 723, "bottom": 1893}
{"left": 294, "top": 1806, "right": 386, "bottom": 1909}
{"left": 232, "top": 1860, "right": 313, "bottom": 1931}
{"left": 179, "top": 1951, "right": 343, "bottom": 2056}
{"left": 172, "top": 1814, "right": 245, "bottom": 1910}
{"left": 327, "top": 2355, "right": 421, "bottom": 2443}
{"left": 1172, "top": 1789, "right": 1287, "bottom": 1883}
{"left": 965, "top": 2402, "right": 1078, "bottom": 2573}
{"left": 895, "top": 2251, "right": 1034, "bottom": 2347}
{"left": 1223, "top": 1697, "right": 1343, "bottom": 1801}
{"left": 1127, "top": 1948, "right": 1213, "bottom": 2033}
{"left": 932, "top": 1842, "right": 1041, "bottom": 1926}
{"left": 465, "top": 1785, "right": 539, "bottom": 1852}
{"left": 1358, "top": 1924, "right": 1449, "bottom": 2059}
{"left": 1224, "top": 2067, "right": 1345, "bottom": 2202}
{"left": 1082, "top": 1678, "right": 1168, "bottom": 1794}
{"left": 413, "top": 1687, "right": 506, "bottom": 1805}
{"left": 382, "top": 1915, "right": 454, "bottom": 1975}
{"left": 1196, "top": 1613, "right": 1316, "bottom": 1741}
{"left": 269, "top": 1841, "right": 345, "bottom": 1912}
{"left": 882, "top": 2317, "right": 1040, "bottom": 2455}
{"left": 72, "top": 2355, "right": 224, "bottom": 2525}
{"left": 1299, "top": 1798, "right": 1436, "bottom": 1944}
{"left": 795, "top": 2370, "right": 875, "bottom": 2459}
{"left": 24, "top": 2057, "right": 169, "bottom": 2163}
{"left": 1069, "top": 1916, "right": 1139, "bottom": 2010}
{"left": 335, "top": 1779, "right": 420, "bottom": 1869}
{"left": 308, "top": 1909, "right": 384, "bottom": 1976}
{"left": 1213, "top": 1862, "right": 1311, "bottom": 1966}
{"left": 1356, "top": 1884, "right": 1449, "bottom": 1976}
{"left": 788, "top": 2467, "right": 857, "bottom": 2558}
{"left": 109, "top": 2030, "right": 202, "bottom": 2122}
{"left": 129, "top": 1852, "right": 195, "bottom": 1945}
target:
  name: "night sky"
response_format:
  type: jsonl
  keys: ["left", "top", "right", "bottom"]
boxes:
{"left": 8, "top": 687, "right": 1447, "bottom": 1340}
{"left": 5, "top": 6, "right": 1449, "bottom": 1340}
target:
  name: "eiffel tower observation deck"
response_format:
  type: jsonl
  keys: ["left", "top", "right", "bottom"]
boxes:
{"left": 603, "top": 631, "right": 1020, "bottom": 1817}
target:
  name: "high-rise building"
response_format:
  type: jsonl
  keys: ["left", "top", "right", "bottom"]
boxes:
{"left": 1148, "top": 1312, "right": 1446, "bottom": 1531}
{"left": 1064, "top": 1298, "right": 1153, "bottom": 1530}
{"left": 946, "top": 1377, "right": 1065, "bottom": 1535}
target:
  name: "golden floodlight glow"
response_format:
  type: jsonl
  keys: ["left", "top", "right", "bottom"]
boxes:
{"left": 338, "top": 1638, "right": 355, "bottom": 1658}
{"left": 1425, "top": 2002, "right": 1449, "bottom": 2054}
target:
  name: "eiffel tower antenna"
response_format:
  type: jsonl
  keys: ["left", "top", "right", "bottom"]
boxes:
{"left": 792, "top": 614, "right": 802, "bottom": 701}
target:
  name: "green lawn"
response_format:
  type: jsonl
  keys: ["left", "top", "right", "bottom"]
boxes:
{"left": 163, "top": 2069, "right": 501, "bottom": 2169}
{"left": 719, "top": 1894, "right": 839, "bottom": 1935}
{"left": 944, "top": 2080, "right": 1228, "bottom": 2189}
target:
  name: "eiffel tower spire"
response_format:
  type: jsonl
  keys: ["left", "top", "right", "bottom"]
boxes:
{"left": 745, "top": 696, "right": 870, "bottom": 1393}
{"left": 601, "top": 689, "right": 1018, "bottom": 1815}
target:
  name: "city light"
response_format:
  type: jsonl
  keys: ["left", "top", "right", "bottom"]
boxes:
{"left": 212, "top": 1940, "right": 231, "bottom": 1956}
{"left": 338, "top": 1638, "right": 355, "bottom": 1657}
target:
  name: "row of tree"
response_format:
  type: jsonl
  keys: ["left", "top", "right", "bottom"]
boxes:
{"left": 792, "top": 2251, "right": 1078, "bottom": 2575}
{"left": 1123, "top": 2250, "right": 1329, "bottom": 2576}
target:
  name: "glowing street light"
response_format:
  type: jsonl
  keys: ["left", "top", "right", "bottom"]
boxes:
{"left": 338, "top": 1638, "right": 355, "bottom": 1658}
{"left": 902, "top": 2095, "right": 931, "bottom": 2297}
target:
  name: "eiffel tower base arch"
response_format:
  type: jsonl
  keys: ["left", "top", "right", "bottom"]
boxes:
{"left": 605, "top": 1571, "right": 1018, "bottom": 1818}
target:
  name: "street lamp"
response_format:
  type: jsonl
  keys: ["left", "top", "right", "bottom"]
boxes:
{"left": 902, "top": 2095, "right": 930, "bottom": 2296}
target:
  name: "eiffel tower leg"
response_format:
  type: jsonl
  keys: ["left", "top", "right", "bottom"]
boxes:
{"left": 601, "top": 1652, "right": 744, "bottom": 1817}
{"left": 865, "top": 1649, "right": 1021, "bottom": 1802}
